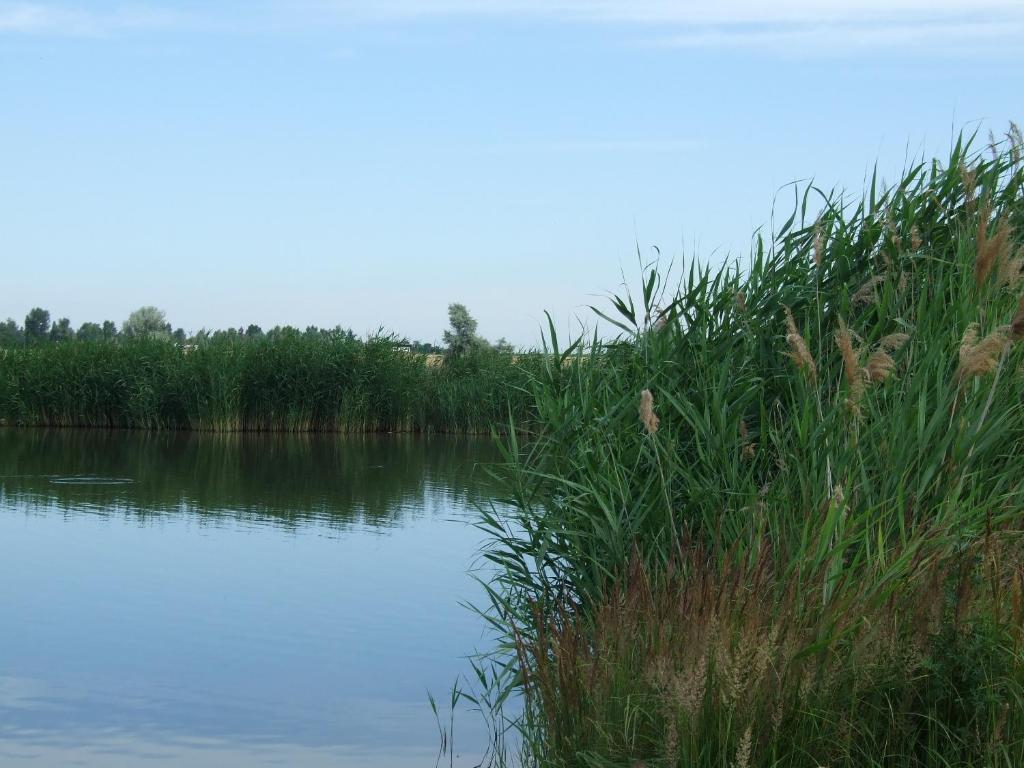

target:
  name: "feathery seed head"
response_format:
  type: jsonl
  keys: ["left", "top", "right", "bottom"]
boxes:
{"left": 784, "top": 308, "right": 817, "bottom": 382}
{"left": 960, "top": 162, "right": 977, "bottom": 206}
{"left": 1009, "top": 121, "right": 1023, "bottom": 166}
{"left": 867, "top": 350, "right": 895, "bottom": 383}
{"left": 878, "top": 332, "right": 910, "bottom": 352}
{"left": 639, "top": 389, "right": 660, "bottom": 435}
{"left": 998, "top": 246, "right": 1023, "bottom": 289}
{"left": 976, "top": 208, "right": 1012, "bottom": 288}
{"left": 835, "top": 318, "right": 862, "bottom": 389}
{"left": 733, "top": 725, "right": 753, "bottom": 768}
{"left": 836, "top": 319, "right": 866, "bottom": 414}
{"left": 852, "top": 275, "right": 886, "bottom": 306}
{"left": 1011, "top": 295, "right": 1024, "bottom": 342}
{"left": 957, "top": 324, "right": 1009, "bottom": 384}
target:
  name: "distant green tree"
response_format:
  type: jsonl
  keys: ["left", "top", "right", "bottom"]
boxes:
{"left": 443, "top": 303, "right": 488, "bottom": 359}
{"left": 494, "top": 337, "right": 515, "bottom": 354}
{"left": 323, "top": 326, "right": 357, "bottom": 342}
{"left": 172, "top": 328, "right": 187, "bottom": 344}
{"left": 266, "top": 325, "right": 301, "bottom": 342}
{"left": 24, "top": 308, "right": 50, "bottom": 344}
{"left": 410, "top": 340, "right": 443, "bottom": 354}
{"left": 101, "top": 320, "right": 119, "bottom": 340}
{"left": 49, "top": 318, "right": 74, "bottom": 342}
{"left": 0, "top": 318, "right": 24, "bottom": 347}
{"left": 245, "top": 324, "right": 263, "bottom": 338}
{"left": 211, "top": 328, "right": 240, "bottom": 342}
{"left": 123, "top": 306, "right": 171, "bottom": 339}
{"left": 77, "top": 322, "right": 104, "bottom": 342}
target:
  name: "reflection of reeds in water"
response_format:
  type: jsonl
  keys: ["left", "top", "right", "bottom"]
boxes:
{"left": 0, "top": 429, "right": 501, "bottom": 529}
{"left": 480, "top": 128, "right": 1024, "bottom": 768}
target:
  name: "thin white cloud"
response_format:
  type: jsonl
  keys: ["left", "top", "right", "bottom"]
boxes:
{"left": 4, "top": 0, "right": 1022, "bottom": 52}
{"left": 316, "top": 0, "right": 1024, "bottom": 25}
{"left": 654, "top": 18, "right": 1024, "bottom": 53}
{"left": 311, "top": 0, "right": 1024, "bottom": 51}
{"left": 0, "top": 3, "right": 183, "bottom": 36}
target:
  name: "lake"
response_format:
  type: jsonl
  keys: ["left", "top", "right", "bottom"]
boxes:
{"left": 0, "top": 429, "right": 502, "bottom": 767}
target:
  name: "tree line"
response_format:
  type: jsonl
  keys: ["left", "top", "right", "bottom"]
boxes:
{"left": 0, "top": 306, "right": 182, "bottom": 346}
{"left": 0, "top": 302, "right": 513, "bottom": 357}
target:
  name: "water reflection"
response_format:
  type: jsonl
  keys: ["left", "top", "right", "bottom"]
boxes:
{"left": 0, "top": 429, "right": 500, "bottom": 767}
{"left": 0, "top": 429, "right": 500, "bottom": 529}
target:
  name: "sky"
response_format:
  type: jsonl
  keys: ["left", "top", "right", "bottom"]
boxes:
{"left": 1, "top": 1, "right": 1021, "bottom": 346}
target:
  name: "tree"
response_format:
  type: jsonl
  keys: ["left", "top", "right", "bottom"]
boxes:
{"left": 102, "top": 320, "right": 119, "bottom": 340}
{"left": 76, "top": 322, "right": 103, "bottom": 342}
{"left": 24, "top": 308, "right": 50, "bottom": 343}
{"left": 49, "top": 317, "right": 74, "bottom": 342}
{"left": 245, "top": 324, "right": 263, "bottom": 338}
{"left": 123, "top": 306, "right": 170, "bottom": 339}
{"left": 172, "top": 328, "right": 187, "bottom": 344}
{"left": 0, "top": 318, "right": 23, "bottom": 347}
{"left": 443, "top": 303, "right": 487, "bottom": 359}
{"left": 266, "top": 325, "right": 300, "bottom": 341}
{"left": 494, "top": 337, "right": 515, "bottom": 354}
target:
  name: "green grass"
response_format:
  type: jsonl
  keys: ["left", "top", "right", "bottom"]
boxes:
{"left": 474, "top": 128, "right": 1024, "bottom": 767}
{"left": 0, "top": 334, "right": 541, "bottom": 433}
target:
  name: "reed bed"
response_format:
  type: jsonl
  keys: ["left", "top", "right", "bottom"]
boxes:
{"left": 477, "top": 128, "right": 1024, "bottom": 767}
{"left": 0, "top": 335, "right": 541, "bottom": 433}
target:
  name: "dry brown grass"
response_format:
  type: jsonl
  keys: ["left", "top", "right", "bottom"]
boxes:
{"left": 513, "top": 533, "right": 1016, "bottom": 767}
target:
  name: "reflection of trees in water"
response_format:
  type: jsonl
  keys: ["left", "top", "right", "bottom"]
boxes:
{"left": 0, "top": 429, "right": 501, "bottom": 529}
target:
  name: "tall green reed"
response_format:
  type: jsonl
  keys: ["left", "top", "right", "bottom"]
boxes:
{"left": 0, "top": 334, "right": 542, "bottom": 433}
{"left": 479, "top": 127, "right": 1024, "bottom": 767}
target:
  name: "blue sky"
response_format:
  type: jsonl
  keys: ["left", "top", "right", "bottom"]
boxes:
{"left": 1, "top": 1, "right": 1021, "bottom": 345}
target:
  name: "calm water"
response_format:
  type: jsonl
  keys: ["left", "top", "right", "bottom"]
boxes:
{"left": 0, "top": 429, "right": 502, "bottom": 767}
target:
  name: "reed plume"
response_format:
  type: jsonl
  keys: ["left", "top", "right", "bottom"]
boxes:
{"left": 1011, "top": 295, "right": 1024, "bottom": 342}
{"left": 784, "top": 308, "right": 817, "bottom": 382}
{"left": 956, "top": 323, "right": 1009, "bottom": 384}
{"left": 639, "top": 389, "right": 659, "bottom": 435}
{"left": 1009, "top": 121, "right": 1023, "bottom": 166}
{"left": 960, "top": 162, "right": 977, "bottom": 207}
{"left": 997, "top": 244, "right": 1023, "bottom": 289}
{"left": 975, "top": 202, "right": 1012, "bottom": 288}
{"left": 878, "top": 332, "right": 910, "bottom": 352}
{"left": 866, "top": 350, "right": 895, "bottom": 383}
{"left": 733, "top": 725, "right": 753, "bottom": 768}
{"left": 835, "top": 318, "right": 865, "bottom": 413}
{"left": 852, "top": 275, "right": 885, "bottom": 306}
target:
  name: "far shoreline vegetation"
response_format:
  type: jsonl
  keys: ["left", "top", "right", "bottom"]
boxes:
{"left": 0, "top": 302, "right": 538, "bottom": 432}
